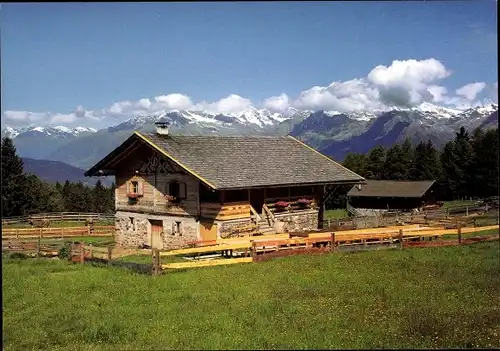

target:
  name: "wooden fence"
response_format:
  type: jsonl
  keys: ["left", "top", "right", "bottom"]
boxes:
{"left": 323, "top": 205, "right": 499, "bottom": 229}
{"left": 1, "top": 225, "right": 115, "bottom": 239}
{"left": 2, "top": 212, "right": 115, "bottom": 225}
{"left": 5, "top": 224, "right": 497, "bottom": 275}
{"left": 2, "top": 238, "right": 68, "bottom": 257}
{"left": 147, "top": 224, "right": 499, "bottom": 273}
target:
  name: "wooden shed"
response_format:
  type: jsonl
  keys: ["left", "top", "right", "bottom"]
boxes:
{"left": 347, "top": 180, "right": 437, "bottom": 211}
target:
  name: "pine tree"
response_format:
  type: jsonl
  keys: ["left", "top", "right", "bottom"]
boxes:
{"left": 383, "top": 144, "right": 407, "bottom": 180}
{"left": 469, "top": 128, "right": 499, "bottom": 198}
{"left": 1, "top": 137, "right": 28, "bottom": 216}
{"left": 365, "top": 145, "right": 386, "bottom": 180}
{"left": 440, "top": 141, "right": 461, "bottom": 199}
{"left": 411, "top": 140, "right": 441, "bottom": 181}
{"left": 453, "top": 126, "right": 474, "bottom": 198}
{"left": 342, "top": 153, "right": 368, "bottom": 177}
{"left": 92, "top": 179, "right": 108, "bottom": 212}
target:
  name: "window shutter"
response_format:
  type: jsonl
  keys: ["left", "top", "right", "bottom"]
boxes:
{"left": 179, "top": 182, "right": 186, "bottom": 199}
{"left": 126, "top": 181, "right": 131, "bottom": 194}
{"left": 138, "top": 181, "right": 144, "bottom": 196}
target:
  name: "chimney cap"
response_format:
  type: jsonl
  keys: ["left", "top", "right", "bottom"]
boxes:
{"left": 155, "top": 118, "right": 171, "bottom": 127}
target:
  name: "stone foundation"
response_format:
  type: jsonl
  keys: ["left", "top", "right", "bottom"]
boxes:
{"left": 217, "top": 218, "right": 253, "bottom": 238}
{"left": 275, "top": 210, "right": 319, "bottom": 232}
{"left": 115, "top": 211, "right": 199, "bottom": 250}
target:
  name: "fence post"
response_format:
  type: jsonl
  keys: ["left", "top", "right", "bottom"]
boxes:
{"left": 89, "top": 243, "right": 93, "bottom": 258}
{"left": 327, "top": 219, "right": 331, "bottom": 228}
{"left": 107, "top": 246, "right": 112, "bottom": 264}
{"left": 251, "top": 241, "right": 257, "bottom": 261}
{"left": 465, "top": 206, "right": 469, "bottom": 217}
{"left": 36, "top": 237, "right": 41, "bottom": 258}
{"left": 79, "top": 242, "right": 85, "bottom": 264}
{"left": 458, "top": 226, "right": 462, "bottom": 245}
{"left": 152, "top": 249, "right": 161, "bottom": 275}
{"left": 67, "top": 242, "right": 73, "bottom": 261}
{"left": 330, "top": 232, "right": 336, "bottom": 252}
{"left": 399, "top": 229, "right": 404, "bottom": 250}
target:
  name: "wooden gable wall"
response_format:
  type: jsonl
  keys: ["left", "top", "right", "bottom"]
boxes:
{"left": 113, "top": 143, "right": 200, "bottom": 217}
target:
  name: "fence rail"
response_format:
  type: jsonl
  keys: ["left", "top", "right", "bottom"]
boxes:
{"left": 2, "top": 212, "right": 115, "bottom": 225}
{"left": 4, "top": 224, "right": 498, "bottom": 275}
{"left": 1, "top": 225, "right": 115, "bottom": 239}
{"left": 323, "top": 205, "right": 499, "bottom": 229}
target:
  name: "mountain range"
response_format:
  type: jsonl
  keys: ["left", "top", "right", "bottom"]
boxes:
{"left": 2, "top": 103, "right": 498, "bottom": 171}
{"left": 21, "top": 157, "right": 112, "bottom": 186}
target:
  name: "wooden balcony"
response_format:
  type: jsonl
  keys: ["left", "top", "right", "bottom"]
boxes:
{"left": 200, "top": 202, "right": 251, "bottom": 220}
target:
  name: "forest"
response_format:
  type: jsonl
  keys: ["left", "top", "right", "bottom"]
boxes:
{"left": 2, "top": 125, "right": 498, "bottom": 217}
{"left": 333, "top": 126, "right": 499, "bottom": 207}
{"left": 1, "top": 137, "right": 115, "bottom": 217}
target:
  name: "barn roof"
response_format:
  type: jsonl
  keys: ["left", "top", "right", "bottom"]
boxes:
{"left": 347, "top": 180, "right": 436, "bottom": 198}
{"left": 85, "top": 132, "right": 364, "bottom": 190}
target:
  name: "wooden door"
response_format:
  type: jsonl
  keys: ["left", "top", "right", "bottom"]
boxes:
{"left": 199, "top": 221, "right": 218, "bottom": 242}
{"left": 150, "top": 220, "right": 164, "bottom": 249}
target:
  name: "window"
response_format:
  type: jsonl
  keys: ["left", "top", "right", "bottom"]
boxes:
{"left": 171, "top": 221, "right": 182, "bottom": 235}
{"left": 130, "top": 217, "right": 136, "bottom": 231}
{"left": 166, "top": 181, "right": 186, "bottom": 201}
{"left": 131, "top": 181, "right": 139, "bottom": 194}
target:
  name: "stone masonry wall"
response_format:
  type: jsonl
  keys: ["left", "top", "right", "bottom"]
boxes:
{"left": 217, "top": 218, "right": 254, "bottom": 239}
{"left": 115, "top": 211, "right": 199, "bottom": 250}
{"left": 275, "top": 210, "right": 319, "bottom": 232}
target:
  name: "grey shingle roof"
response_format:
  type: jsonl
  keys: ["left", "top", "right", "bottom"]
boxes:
{"left": 129, "top": 133, "right": 364, "bottom": 189}
{"left": 347, "top": 180, "right": 436, "bottom": 198}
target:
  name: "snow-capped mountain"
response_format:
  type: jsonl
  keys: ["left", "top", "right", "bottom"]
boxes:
{"left": 2, "top": 103, "right": 497, "bottom": 169}
{"left": 2, "top": 125, "right": 97, "bottom": 139}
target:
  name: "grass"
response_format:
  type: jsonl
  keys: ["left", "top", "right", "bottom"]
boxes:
{"left": 324, "top": 208, "right": 349, "bottom": 220}
{"left": 4, "top": 220, "right": 114, "bottom": 229}
{"left": 442, "top": 200, "right": 477, "bottom": 209}
{"left": 3, "top": 242, "right": 500, "bottom": 350}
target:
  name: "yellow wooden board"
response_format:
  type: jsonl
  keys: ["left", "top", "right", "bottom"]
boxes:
{"left": 162, "top": 257, "right": 253, "bottom": 269}
{"left": 199, "top": 221, "right": 218, "bottom": 242}
{"left": 160, "top": 242, "right": 252, "bottom": 256}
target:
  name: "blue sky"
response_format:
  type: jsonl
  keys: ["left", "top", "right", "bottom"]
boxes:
{"left": 1, "top": 1, "right": 497, "bottom": 128}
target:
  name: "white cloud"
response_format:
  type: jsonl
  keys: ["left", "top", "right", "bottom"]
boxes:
{"left": 427, "top": 85, "right": 448, "bottom": 103}
{"left": 263, "top": 93, "right": 290, "bottom": 112}
{"left": 293, "top": 79, "right": 383, "bottom": 111}
{"left": 195, "top": 94, "right": 252, "bottom": 114}
{"left": 455, "top": 82, "right": 487, "bottom": 100}
{"left": 489, "top": 81, "right": 498, "bottom": 103}
{"left": 154, "top": 94, "right": 194, "bottom": 111}
{"left": 367, "top": 58, "right": 450, "bottom": 107}
{"left": 2, "top": 58, "right": 495, "bottom": 128}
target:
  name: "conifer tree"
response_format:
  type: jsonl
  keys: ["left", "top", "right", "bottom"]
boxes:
{"left": 1, "top": 137, "right": 28, "bottom": 216}
{"left": 365, "top": 145, "right": 386, "bottom": 180}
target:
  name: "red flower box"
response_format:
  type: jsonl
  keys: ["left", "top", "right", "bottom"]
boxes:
{"left": 127, "top": 193, "right": 139, "bottom": 199}
{"left": 275, "top": 201, "right": 289, "bottom": 208}
{"left": 297, "top": 198, "right": 312, "bottom": 205}
{"left": 165, "top": 194, "right": 177, "bottom": 202}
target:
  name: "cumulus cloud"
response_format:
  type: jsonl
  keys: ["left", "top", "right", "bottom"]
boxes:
{"left": 263, "top": 93, "right": 290, "bottom": 112}
{"left": 195, "top": 94, "right": 252, "bottom": 114}
{"left": 456, "top": 82, "right": 487, "bottom": 100}
{"left": 2, "top": 58, "right": 496, "bottom": 128}
{"left": 293, "top": 79, "right": 383, "bottom": 111}
{"left": 427, "top": 85, "right": 448, "bottom": 103}
{"left": 367, "top": 58, "right": 450, "bottom": 107}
